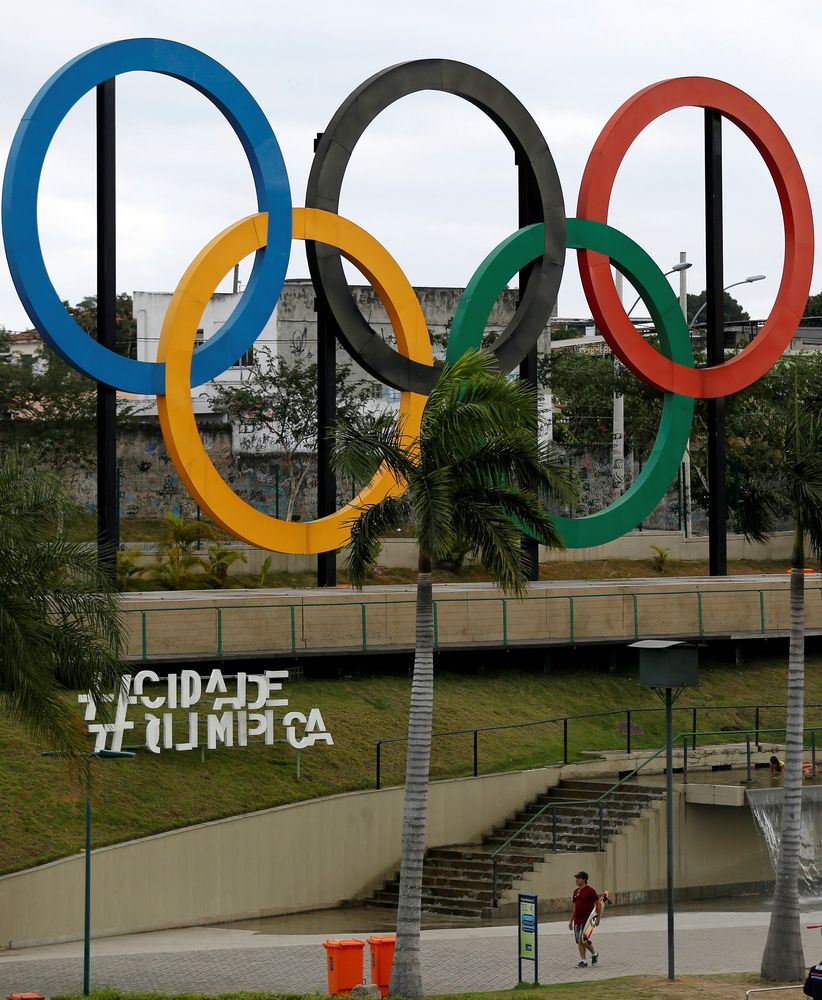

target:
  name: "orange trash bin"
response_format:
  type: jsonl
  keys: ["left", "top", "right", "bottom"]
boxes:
{"left": 367, "top": 934, "right": 396, "bottom": 997}
{"left": 8, "top": 995, "right": 46, "bottom": 1000}
{"left": 323, "top": 938, "right": 365, "bottom": 995}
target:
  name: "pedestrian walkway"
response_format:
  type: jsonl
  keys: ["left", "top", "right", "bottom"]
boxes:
{"left": 2, "top": 906, "right": 821, "bottom": 995}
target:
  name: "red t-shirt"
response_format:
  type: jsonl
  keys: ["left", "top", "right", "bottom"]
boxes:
{"left": 572, "top": 884, "right": 599, "bottom": 925}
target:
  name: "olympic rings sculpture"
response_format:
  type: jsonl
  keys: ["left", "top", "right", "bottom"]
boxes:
{"left": 1, "top": 40, "right": 815, "bottom": 555}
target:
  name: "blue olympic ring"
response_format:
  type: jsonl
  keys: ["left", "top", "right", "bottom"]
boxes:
{"left": 1, "top": 38, "right": 292, "bottom": 394}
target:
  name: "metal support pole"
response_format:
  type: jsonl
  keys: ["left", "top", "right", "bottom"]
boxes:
{"left": 626, "top": 709, "right": 632, "bottom": 754}
{"left": 746, "top": 734, "right": 752, "bottom": 783}
{"left": 665, "top": 687, "right": 675, "bottom": 980}
{"left": 376, "top": 742, "right": 381, "bottom": 790}
{"left": 473, "top": 730, "right": 479, "bottom": 777}
{"left": 96, "top": 79, "right": 118, "bottom": 582}
{"left": 84, "top": 759, "right": 92, "bottom": 996}
{"left": 517, "top": 150, "right": 541, "bottom": 582}
{"left": 313, "top": 132, "right": 337, "bottom": 588}
{"left": 678, "top": 252, "right": 692, "bottom": 538}
{"left": 705, "top": 110, "right": 727, "bottom": 576}
{"left": 315, "top": 302, "right": 337, "bottom": 587}
{"left": 563, "top": 717, "right": 569, "bottom": 764}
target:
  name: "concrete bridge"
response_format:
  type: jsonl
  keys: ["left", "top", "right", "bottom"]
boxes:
{"left": 122, "top": 574, "right": 820, "bottom": 662}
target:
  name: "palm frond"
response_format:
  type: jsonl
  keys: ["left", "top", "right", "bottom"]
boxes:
{"left": 0, "top": 450, "right": 126, "bottom": 750}
{"left": 409, "top": 468, "right": 456, "bottom": 560}
{"left": 343, "top": 496, "right": 412, "bottom": 588}
{"left": 736, "top": 473, "right": 785, "bottom": 545}
{"left": 787, "top": 412, "right": 822, "bottom": 559}
{"left": 332, "top": 410, "right": 418, "bottom": 485}
{"left": 451, "top": 501, "right": 528, "bottom": 596}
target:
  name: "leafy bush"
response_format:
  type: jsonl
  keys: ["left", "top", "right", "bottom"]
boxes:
{"left": 149, "top": 513, "right": 214, "bottom": 589}
{"left": 649, "top": 544, "right": 669, "bottom": 573}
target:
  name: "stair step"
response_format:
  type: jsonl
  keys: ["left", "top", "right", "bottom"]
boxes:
{"left": 421, "top": 874, "right": 505, "bottom": 892}
{"left": 421, "top": 901, "right": 484, "bottom": 918}
{"left": 378, "top": 884, "right": 495, "bottom": 904}
{"left": 365, "top": 778, "right": 662, "bottom": 914}
{"left": 557, "top": 781, "right": 663, "bottom": 795}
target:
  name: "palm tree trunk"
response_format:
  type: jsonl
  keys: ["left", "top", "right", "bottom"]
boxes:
{"left": 761, "top": 522, "right": 806, "bottom": 980}
{"left": 389, "top": 553, "right": 434, "bottom": 999}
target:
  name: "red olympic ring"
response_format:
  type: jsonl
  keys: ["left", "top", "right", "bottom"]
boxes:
{"left": 577, "top": 77, "right": 814, "bottom": 399}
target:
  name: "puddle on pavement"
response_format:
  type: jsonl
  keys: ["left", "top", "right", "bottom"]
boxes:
{"left": 212, "top": 894, "right": 822, "bottom": 936}
{"left": 212, "top": 767, "right": 821, "bottom": 937}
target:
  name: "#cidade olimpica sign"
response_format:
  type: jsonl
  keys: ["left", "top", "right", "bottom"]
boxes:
{"left": 79, "top": 669, "right": 334, "bottom": 754}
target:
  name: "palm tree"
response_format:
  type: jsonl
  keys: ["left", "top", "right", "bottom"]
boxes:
{"left": 0, "top": 451, "right": 125, "bottom": 750}
{"left": 334, "top": 351, "right": 576, "bottom": 997}
{"left": 736, "top": 392, "right": 822, "bottom": 982}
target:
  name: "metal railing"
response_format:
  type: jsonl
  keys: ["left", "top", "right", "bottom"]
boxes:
{"left": 374, "top": 702, "right": 822, "bottom": 789}
{"left": 488, "top": 725, "right": 822, "bottom": 907}
{"left": 124, "top": 582, "right": 822, "bottom": 660}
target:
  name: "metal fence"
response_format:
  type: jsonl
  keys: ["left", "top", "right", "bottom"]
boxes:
{"left": 124, "top": 582, "right": 821, "bottom": 660}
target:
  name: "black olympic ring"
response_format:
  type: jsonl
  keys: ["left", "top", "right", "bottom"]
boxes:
{"left": 305, "top": 58, "right": 566, "bottom": 393}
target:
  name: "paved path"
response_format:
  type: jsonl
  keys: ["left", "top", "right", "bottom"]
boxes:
{"left": 2, "top": 908, "right": 821, "bottom": 996}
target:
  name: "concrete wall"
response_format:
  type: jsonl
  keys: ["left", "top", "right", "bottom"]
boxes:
{"left": 0, "top": 749, "right": 781, "bottom": 949}
{"left": 116, "top": 527, "right": 796, "bottom": 577}
{"left": 506, "top": 788, "right": 773, "bottom": 915}
{"left": 0, "top": 766, "right": 560, "bottom": 950}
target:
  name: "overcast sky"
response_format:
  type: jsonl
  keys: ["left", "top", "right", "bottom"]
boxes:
{"left": 2, "top": 0, "right": 821, "bottom": 343}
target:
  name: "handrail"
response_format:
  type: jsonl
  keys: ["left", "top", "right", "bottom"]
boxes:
{"left": 373, "top": 702, "right": 822, "bottom": 789}
{"left": 123, "top": 582, "right": 822, "bottom": 660}
{"left": 680, "top": 727, "right": 820, "bottom": 783}
{"left": 488, "top": 724, "right": 822, "bottom": 907}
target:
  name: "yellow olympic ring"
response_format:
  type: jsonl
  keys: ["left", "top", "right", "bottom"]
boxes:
{"left": 157, "top": 208, "right": 432, "bottom": 554}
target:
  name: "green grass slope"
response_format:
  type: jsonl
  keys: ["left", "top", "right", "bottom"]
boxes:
{"left": 3, "top": 652, "right": 821, "bottom": 876}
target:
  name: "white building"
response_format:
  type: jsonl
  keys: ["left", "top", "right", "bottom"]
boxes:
{"left": 133, "top": 289, "right": 280, "bottom": 414}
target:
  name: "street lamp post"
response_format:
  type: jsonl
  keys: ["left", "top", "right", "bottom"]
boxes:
{"left": 677, "top": 253, "right": 693, "bottom": 537}
{"left": 688, "top": 274, "right": 766, "bottom": 328}
{"left": 625, "top": 260, "right": 692, "bottom": 318}
{"left": 691, "top": 272, "right": 766, "bottom": 576}
{"left": 43, "top": 749, "right": 135, "bottom": 996}
{"left": 620, "top": 259, "right": 692, "bottom": 508}
{"left": 633, "top": 639, "right": 700, "bottom": 982}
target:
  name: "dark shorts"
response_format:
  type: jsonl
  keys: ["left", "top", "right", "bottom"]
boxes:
{"left": 573, "top": 923, "right": 588, "bottom": 944}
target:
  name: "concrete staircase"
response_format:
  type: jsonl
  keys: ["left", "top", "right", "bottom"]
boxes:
{"left": 368, "top": 779, "right": 664, "bottom": 919}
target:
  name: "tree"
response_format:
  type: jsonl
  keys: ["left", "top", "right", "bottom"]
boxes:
{"left": 686, "top": 289, "right": 750, "bottom": 324}
{"left": 0, "top": 344, "right": 98, "bottom": 470}
{"left": 0, "top": 451, "right": 125, "bottom": 750}
{"left": 333, "top": 351, "right": 576, "bottom": 998}
{"left": 537, "top": 347, "right": 663, "bottom": 455}
{"left": 801, "top": 289, "right": 822, "bottom": 325}
{"left": 735, "top": 382, "right": 822, "bottom": 981}
{"left": 66, "top": 292, "right": 138, "bottom": 358}
{"left": 0, "top": 293, "right": 137, "bottom": 470}
{"left": 211, "top": 347, "right": 374, "bottom": 521}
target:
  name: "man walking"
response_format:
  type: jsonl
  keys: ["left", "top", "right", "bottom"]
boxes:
{"left": 568, "top": 870, "right": 600, "bottom": 968}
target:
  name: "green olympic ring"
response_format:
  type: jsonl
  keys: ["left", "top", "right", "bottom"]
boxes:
{"left": 447, "top": 217, "right": 694, "bottom": 549}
